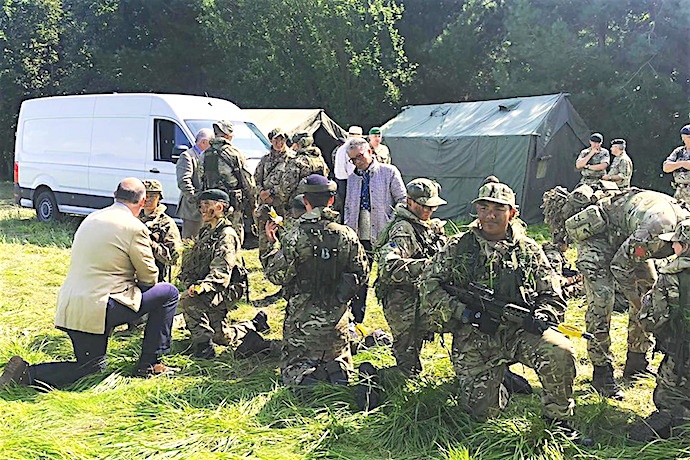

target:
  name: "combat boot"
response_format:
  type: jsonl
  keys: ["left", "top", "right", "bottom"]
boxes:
{"left": 356, "top": 361, "right": 381, "bottom": 411}
{"left": 0, "top": 356, "right": 31, "bottom": 387}
{"left": 623, "top": 352, "right": 654, "bottom": 379}
{"left": 194, "top": 341, "right": 217, "bottom": 359}
{"left": 235, "top": 330, "right": 271, "bottom": 359}
{"left": 591, "top": 364, "right": 624, "bottom": 400}
{"left": 503, "top": 369, "right": 533, "bottom": 395}
{"left": 628, "top": 410, "right": 673, "bottom": 442}
{"left": 251, "top": 311, "right": 270, "bottom": 334}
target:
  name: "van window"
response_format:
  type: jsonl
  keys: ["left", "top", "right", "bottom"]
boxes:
{"left": 154, "top": 119, "right": 190, "bottom": 163}
{"left": 185, "top": 120, "right": 270, "bottom": 159}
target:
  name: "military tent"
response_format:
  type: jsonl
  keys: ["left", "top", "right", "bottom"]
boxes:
{"left": 381, "top": 93, "right": 590, "bottom": 223}
{"left": 244, "top": 108, "right": 347, "bottom": 172}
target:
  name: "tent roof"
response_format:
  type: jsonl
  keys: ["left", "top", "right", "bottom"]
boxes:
{"left": 382, "top": 93, "right": 571, "bottom": 138}
{"left": 244, "top": 108, "right": 346, "bottom": 140}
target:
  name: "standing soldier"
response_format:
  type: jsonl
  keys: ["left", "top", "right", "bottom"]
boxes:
{"left": 262, "top": 175, "right": 369, "bottom": 387}
{"left": 254, "top": 128, "right": 295, "bottom": 259}
{"left": 178, "top": 189, "right": 247, "bottom": 359}
{"left": 201, "top": 120, "right": 256, "bottom": 244}
{"left": 575, "top": 133, "right": 610, "bottom": 187}
{"left": 140, "top": 179, "right": 182, "bottom": 282}
{"left": 374, "top": 178, "right": 447, "bottom": 377}
{"left": 602, "top": 138, "right": 633, "bottom": 189}
{"left": 368, "top": 127, "right": 391, "bottom": 164}
{"left": 663, "top": 124, "right": 690, "bottom": 205}
{"left": 628, "top": 220, "right": 690, "bottom": 441}
{"left": 419, "top": 178, "right": 581, "bottom": 439}
{"left": 283, "top": 133, "right": 329, "bottom": 206}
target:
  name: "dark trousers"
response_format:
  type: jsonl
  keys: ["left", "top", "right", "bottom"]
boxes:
{"left": 334, "top": 179, "right": 347, "bottom": 219}
{"left": 30, "top": 283, "right": 179, "bottom": 388}
{"left": 351, "top": 240, "right": 372, "bottom": 324}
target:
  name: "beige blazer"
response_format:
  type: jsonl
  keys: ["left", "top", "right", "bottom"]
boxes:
{"left": 55, "top": 203, "right": 159, "bottom": 334}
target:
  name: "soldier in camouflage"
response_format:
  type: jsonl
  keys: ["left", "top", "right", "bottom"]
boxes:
{"left": 139, "top": 179, "right": 182, "bottom": 282}
{"left": 254, "top": 128, "right": 295, "bottom": 260}
{"left": 368, "top": 127, "right": 391, "bottom": 164}
{"left": 544, "top": 183, "right": 690, "bottom": 398}
{"left": 201, "top": 120, "right": 257, "bottom": 244}
{"left": 663, "top": 124, "right": 690, "bottom": 205}
{"left": 283, "top": 133, "right": 330, "bottom": 207}
{"left": 374, "top": 178, "right": 447, "bottom": 376}
{"left": 177, "top": 189, "right": 247, "bottom": 359}
{"left": 262, "top": 175, "right": 369, "bottom": 386}
{"left": 541, "top": 240, "right": 582, "bottom": 299}
{"left": 419, "top": 178, "right": 579, "bottom": 437}
{"left": 629, "top": 220, "right": 690, "bottom": 441}
{"left": 602, "top": 138, "right": 633, "bottom": 189}
{"left": 575, "top": 133, "right": 610, "bottom": 187}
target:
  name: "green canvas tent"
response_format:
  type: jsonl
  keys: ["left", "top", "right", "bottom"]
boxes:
{"left": 244, "top": 108, "right": 347, "bottom": 173}
{"left": 381, "top": 93, "right": 590, "bottom": 223}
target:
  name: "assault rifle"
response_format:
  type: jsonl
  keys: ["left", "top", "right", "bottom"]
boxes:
{"left": 443, "top": 281, "right": 593, "bottom": 340}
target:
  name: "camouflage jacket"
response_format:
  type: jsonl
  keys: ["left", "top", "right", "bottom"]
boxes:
{"left": 139, "top": 204, "right": 182, "bottom": 282}
{"left": 666, "top": 146, "right": 690, "bottom": 184}
{"left": 608, "top": 152, "right": 633, "bottom": 188}
{"left": 419, "top": 220, "right": 565, "bottom": 331}
{"left": 373, "top": 144, "right": 391, "bottom": 164}
{"left": 640, "top": 255, "right": 690, "bottom": 355}
{"left": 201, "top": 138, "right": 257, "bottom": 212}
{"left": 254, "top": 147, "right": 295, "bottom": 213}
{"left": 283, "top": 146, "right": 330, "bottom": 204}
{"left": 179, "top": 217, "right": 245, "bottom": 307}
{"left": 375, "top": 203, "right": 446, "bottom": 298}
{"left": 578, "top": 147, "right": 610, "bottom": 184}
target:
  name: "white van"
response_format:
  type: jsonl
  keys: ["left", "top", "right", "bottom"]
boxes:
{"left": 13, "top": 93, "right": 269, "bottom": 222}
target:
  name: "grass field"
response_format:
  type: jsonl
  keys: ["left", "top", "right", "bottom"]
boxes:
{"left": 1, "top": 182, "right": 689, "bottom": 459}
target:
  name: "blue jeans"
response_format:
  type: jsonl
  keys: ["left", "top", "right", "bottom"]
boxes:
{"left": 30, "top": 283, "right": 179, "bottom": 388}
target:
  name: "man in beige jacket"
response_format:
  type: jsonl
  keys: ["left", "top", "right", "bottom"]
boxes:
{"left": 0, "top": 178, "right": 180, "bottom": 389}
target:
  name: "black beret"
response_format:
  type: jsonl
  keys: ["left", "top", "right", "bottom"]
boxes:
{"left": 198, "top": 189, "right": 230, "bottom": 203}
{"left": 589, "top": 133, "right": 603, "bottom": 143}
{"left": 297, "top": 174, "right": 337, "bottom": 194}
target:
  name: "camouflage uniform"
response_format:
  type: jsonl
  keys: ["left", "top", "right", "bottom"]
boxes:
{"left": 373, "top": 144, "right": 391, "bottom": 164}
{"left": 608, "top": 152, "right": 633, "bottom": 189}
{"left": 577, "top": 147, "right": 610, "bottom": 186}
{"left": 375, "top": 179, "right": 447, "bottom": 376}
{"left": 283, "top": 138, "right": 329, "bottom": 205}
{"left": 262, "top": 206, "right": 369, "bottom": 386}
{"left": 542, "top": 242, "right": 582, "bottom": 299}
{"left": 665, "top": 145, "right": 690, "bottom": 204}
{"left": 419, "top": 219, "right": 575, "bottom": 421}
{"left": 201, "top": 137, "right": 256, "bottom": 244}
{"left": 573, "top": 189, "right": 689, "bottom": 367}
{"left": 139, "top": 204, "right": 182, "bottom": 282}
{"left": 178, "top": 217, "right": 246, "bottom": 346}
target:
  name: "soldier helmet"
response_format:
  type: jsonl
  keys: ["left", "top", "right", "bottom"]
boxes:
{"left": 297, "top": 174, "right": 337, "bottom": 194}
{"left": 589, "top": 133, "right": 603, "bottom": 143}
{"left": 681, "top": 125, "right": 690, "bottom": 136}
{"left": 213, "top": 120, "right": 234, "bottom": 136}
{"left": 268, "top": 128, "right": 288, "bottom": 140}
{"left": 142, "top": 179, "right": 163, "bottom": 199}
{"left": 472, "top": 177, "right": 517, "bottom": 208}
{"left": 406, "top": 178, "right": 447, "bottom": 207}
{"left": 659, "top": 219, "right": 690, "bottom": 243}
{"left": 198, "top": 189, "right": 230, "bottom": 204}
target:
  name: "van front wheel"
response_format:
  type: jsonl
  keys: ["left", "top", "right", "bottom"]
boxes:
{"left": 35, "top": 190, "right": 62, "bottom": 222}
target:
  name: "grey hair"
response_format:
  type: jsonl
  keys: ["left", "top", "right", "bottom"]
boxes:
{"left": 195, "top": 128, "right": 214, "bottom": 143}
{"left": 347, "top": 137, "right": 370, "bottom": 153}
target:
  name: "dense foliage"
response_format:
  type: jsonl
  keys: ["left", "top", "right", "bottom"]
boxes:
{"left": 1, "top": 0, "right": 688, "bottom": 190}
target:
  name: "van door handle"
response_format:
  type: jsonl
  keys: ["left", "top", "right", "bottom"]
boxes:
{"left": 149, "top": 168, "right": 160, "bottom": 173}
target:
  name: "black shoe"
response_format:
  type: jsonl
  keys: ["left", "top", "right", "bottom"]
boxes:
{"left": 591, "top": 364, "right": 624, "bottom": 400}
{"left": 0, "top": 356, "right": 31, "bottom": 387}
{"left": 629, "top": 411, "right": 673, "bottom": 442}
{"left": 544, "top": 418, "right": 593, "bottom": 446}
{"left": 623, "top": 352, "right": 654, "bottom": 379}
{"left": 502, "top": 369, "right": 533, "bottom": 395}
{"left": 356, "top": 361, "right": 380, "bottom": 411}
{"left": 194, "top": 341, "right": 217, "bottom": 359}
{"left": 235, "top": 330, "right": 271, "bottom": 359}
{"left": 251, "top": 311, "right": 270, "bottom": 333}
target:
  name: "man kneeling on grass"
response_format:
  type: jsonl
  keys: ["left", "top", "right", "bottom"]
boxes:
{"left": 1, "top": 178, "right": 179, "bottom": 389}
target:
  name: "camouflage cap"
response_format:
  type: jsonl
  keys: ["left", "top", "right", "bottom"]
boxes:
{"left": 213, "top": 120, "right": 234, "bottom": 136}
{"left": 406, "top": 178, "right": 447, "bottom": 207}
{"left": 198, "top": 189, "right": 230, "bottom": 204}
{"left": 659, "top": 219, "right": 690, "bottom": 243}
{"left": 142, "top": 179, "right": 163, "bottom": 199}
{"left": 268, "top": 128, "right": 288, "bottom": 140}
{"left": 297, "top": 174, "right": 337, "bottom": 194}
{"left": 472, "top": 180, "right": 517, "bottom": 208}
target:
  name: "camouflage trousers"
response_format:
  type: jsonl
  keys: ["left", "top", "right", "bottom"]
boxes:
{"left": 230, "top": 210, "right": 245, "bottom": 246}
{"left": 450, "top": 324, "right": 576, "bottom": 421}
{"left": 674, "top": 185, "right": 690, "bottom": 206}
{"left": 654, "top": 354, "right": 690, "bottom": 419}
{"left": 382, "top": 289, "right": 427, "bottom": 376}
{"left": 578, "top": 236, "right": 654, "bottom": 366}
{"left": 178, "top": 293, "right": 231, "bottom": 346}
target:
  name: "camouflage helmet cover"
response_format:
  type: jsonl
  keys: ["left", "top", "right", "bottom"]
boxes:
{"left": 213, "top": 120, "right": 234, "bottom": 136}
{"left": 142, "top": 179, "right": 163, "bottom": 199}
{"left": 406, "top": 178, "right": 447, "bottom": 207}
{"left": 472, "top": 179, "right": 517, "bottom": 208}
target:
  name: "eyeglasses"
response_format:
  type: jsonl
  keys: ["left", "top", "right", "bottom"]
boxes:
{"left": 348, "top": 152, "right": 365, "bottom": 164}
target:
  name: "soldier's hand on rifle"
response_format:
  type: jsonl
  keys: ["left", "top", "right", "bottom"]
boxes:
{"left": 265, "top": 220, "right": 280, "bottom": 244}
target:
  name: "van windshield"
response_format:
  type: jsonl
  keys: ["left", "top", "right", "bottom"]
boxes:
{"left": 185, "top": 120, "right": 270, "bottom": 159}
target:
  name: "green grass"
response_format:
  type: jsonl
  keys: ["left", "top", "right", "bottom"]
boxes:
{"left": 1, "top": 182, "right": 689, "bottom": 459}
